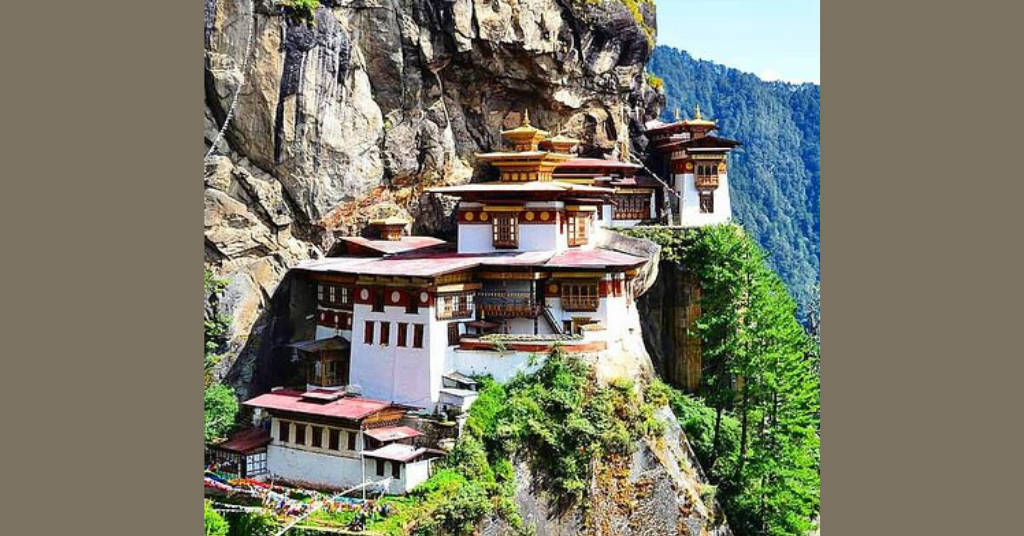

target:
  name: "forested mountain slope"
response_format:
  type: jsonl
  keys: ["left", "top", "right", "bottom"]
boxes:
{"left": 649, "top": 46, "right": 820, "bottom": 312}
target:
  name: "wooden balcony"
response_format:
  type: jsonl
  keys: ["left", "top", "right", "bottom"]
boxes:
{"left": 437, "top": 307, "right": 474, "bottom": 321}
{"left": 561, "top": 297, "right": 600, "bottom": 312}
{"left": 479, "top": 302, "right": 541, "bottom": 319}
{"left": 477, "top": 290, "right": 539, "bottom": 318}
{"left": 695, "top": 175, "right": 719, "bottom": 189}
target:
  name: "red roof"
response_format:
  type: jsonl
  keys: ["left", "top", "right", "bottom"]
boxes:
{"left": 244, "top": 390, "right": 403, "bottom": 421}
{"left": 216, "top": 428, "right": 272, "bottom": 454}
{"left": 337, "top": 236, "right": 447, "bottom": 256}
{"left": 545, "top": 248, "right": 648, "bottom": 269}
{"left": 296, "top": 247, "right": 645, "bottom": 278}
{"left": 361, "top": 443, "right": 429, "bottom": 463}
{"left": 364, "top": 426, "right": 422, "bottom": 442}
{"left": 555, "top": 158, "right": 641, "bottom": 170}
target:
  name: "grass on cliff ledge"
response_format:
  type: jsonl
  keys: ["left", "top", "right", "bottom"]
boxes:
{"left": 576, "top": 0, "right": 656, "bottom": 47}
{"left": 305, "top": 348, "right": 666, "bottom": 536}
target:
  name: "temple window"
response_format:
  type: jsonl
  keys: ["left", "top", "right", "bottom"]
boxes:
{"left": 614, "top": 194, "right": 649, "bottom": 220}
{"left": 437, "top": 292, "right": 474, "bottom": 320}
{"left": 448, "top": 323, "right": 461, "bottom": 346}
{"left": 329, "top": 429, "right": 341, "bottom": 451}
{"left": 413, "top": 324, "right": 425, "bottom": 348}
{"left": 567, "top": 213, "right": 590, "bottom": 246}
{"left": 699, "top": 191, "right": 715, "bottom": 213}
{"left": 561, "top": 283, "right": 600, "bottom": 312}
{"left": 492, "top": 213, "right": 519, "bottom": 248}
{"left": 392, "top": 461, "right": 401, "bottom": 479}
{"left": 311, "top": 426, "right": 323, "bottom": 448}
{"left": 364, "top": 321, "right": 375, "bottom": 345}
{"left": 277, "top": 421, "right": 291, "bottom": 443}
{"left": 376, "top": 459, "right": 386, "bottom": 477}
{"left": 347, "top": 432, "right": 357, "bottom": 451}
{"left": 317, "top": 283, "right": 352, "bottom": 309}
{"left": 372, "top": 289, "right": 385, "bottom": 312}
{"left": 397, "top": 322, "right": 408, "bottom": 347}
{"left": 380, "top": 322, "right": 391, "bottom": 346}
{"left": 295, "top": 424, "right": 307, "bottom": 446}
{"left": 696, "top": 163, "right": 719, "bottom": 188}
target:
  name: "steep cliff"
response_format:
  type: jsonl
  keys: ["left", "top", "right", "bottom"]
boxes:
{"left": 481, "top": 408, "right": 731, "bottom": 536}
{"left": 204, "top": 0, "right": 664, "bottom": 382}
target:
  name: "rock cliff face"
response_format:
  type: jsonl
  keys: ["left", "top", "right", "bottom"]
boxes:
{"left": 204, "top": 0, "right": 664, "bottom": 372}
{"left": 483, "top": 408, "right": 732, "bottom": 536}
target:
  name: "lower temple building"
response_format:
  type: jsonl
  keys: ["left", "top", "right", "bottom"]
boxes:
{"left": 241, "top": 388, "right": 440, "bottom": 494}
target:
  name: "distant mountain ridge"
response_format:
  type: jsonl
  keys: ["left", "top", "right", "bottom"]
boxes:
{"left": 648, "top": 46, "right": 820, "bottom": 312}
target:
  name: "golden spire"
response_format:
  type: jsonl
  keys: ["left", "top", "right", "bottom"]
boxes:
{"left": 694, "top": 104, "right": 703, "bottom": 120}
{"left": 522, "top": 109, "right": 531, "bottom": 127}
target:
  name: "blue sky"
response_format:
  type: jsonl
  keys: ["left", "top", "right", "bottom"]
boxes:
{"left": 654, "top": 0, "right": 820, "bottom": 84}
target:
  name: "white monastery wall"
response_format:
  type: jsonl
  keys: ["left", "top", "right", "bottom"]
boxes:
{"left": 676, "top": 172, "right": 732, "bottom": 227}
{"left": 363, "top": 458, "right": 432, "bottom": 495}
{"left": 349, "top": 303, "right": 434, "bottom": 406}
{"left": 267, "top": 444, "right": 364, "bottom": 490}
{"left": 449, "top": 348, "right": 543, "bottom": 382}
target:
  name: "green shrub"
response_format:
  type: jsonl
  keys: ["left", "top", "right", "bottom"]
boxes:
{"left": 280, "top": 0, "right": 321, "bottom": 26}
{"left": 205, "top": 500, "right": 229, "bottom": 536}
{"left": 646, "top": 72, "right": 665, "bottom": 91}
{"left": 414, "top": 481, "right": 491, "bottom": 536}
{"left": 204, "top": 383, "right": 239, "bottom": 442}
{"left": 225, "top": 511, "right": 278, "bottom": 536}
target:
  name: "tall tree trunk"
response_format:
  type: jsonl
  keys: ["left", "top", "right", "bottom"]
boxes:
{"left": 736, "top": 383, "right": 750, "bottom": 479}
{"left": 711, "top": 405, "right": 724, "bottom": 467}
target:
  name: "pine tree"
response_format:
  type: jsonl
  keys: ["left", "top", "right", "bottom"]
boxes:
{"left": 681, "top": 225, "right": 820, "bottom": 535}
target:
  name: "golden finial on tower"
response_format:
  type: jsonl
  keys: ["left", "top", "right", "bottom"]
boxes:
{"left": 522, "top": 109, "right": 531, "bottom": 127}
{"left": 694, "top": 104, "right": 703, "bottom": 120}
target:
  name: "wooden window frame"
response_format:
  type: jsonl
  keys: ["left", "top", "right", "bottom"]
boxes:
{"left": 317, "top": 283, "right": 352, "bottom": 309}
{"left": 491, "top": 213, "right": 519, "bottom": 249}
{"left": 699, "top": 191, "right": 714, "bottom": 213}
{"left": 448, "top": 323, "right": 460, "bottom": 347}
{"left": 372, "top": 289, "right": 385, "bottom": 312}
{"left": 364, "top": 321, "right": 375, "bottom": 345}
{"left": 567, "top": 213, "right": 590, "bottom": 246}
{"left": 311, "top": 426, "right": 323, "bottom": 448}
{"left": 246, "top": 451, "right": 268, "bottom": 477}
{"left": 376, "top": 459, "right": 386, "bottom": 477}
{"left": 347, "top": 431, "right": 357, "bottom": 451}
{"left": 391, "top": 461, "right": 401, "bottom": 479}
{"left": 329, "top": 429, "right": 341, "bottom": 451}
{"left": 380, "top": 321, "right": 391, "bottom": 346}
{"left": 561, "top": 282, "right": 600, "bottom": 312}
{"left": 295, "top": 424, "right": 307, "bottom": 446}
{"left": 278, "top": 420, "right": 290, "bottom": 443}
{"left": 437, "top": 292, "right": 474, "bottom": 320}
{"left": 397, "top": 322, "right": 408, "bottom": 347}
{"left": 613, "top": 194, "right": 649, "bottom": 220}
{"left": 413, "top": 324, "right": 425, "bottom": 348}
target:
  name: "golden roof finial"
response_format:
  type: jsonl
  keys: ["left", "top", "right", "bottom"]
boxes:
{"left": 522, "top": 109, "right": 531, "bottom": 127}
{"left": 694, "top": 104, "right": 703, "bottom": 120}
